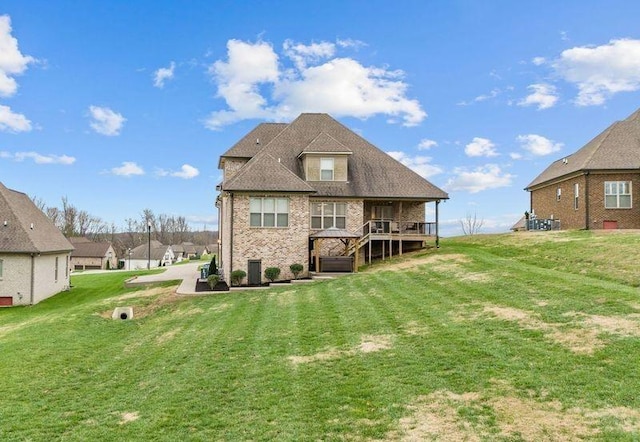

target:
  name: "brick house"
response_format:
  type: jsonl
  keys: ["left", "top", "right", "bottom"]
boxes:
{"left": 526, "top": 108, "right": 640, "bottom": 230}
{"left": 217, "top": 113, "right": 448, "bottom": 285}
{"left": 69, "top": 237, "right": 117, "bottom": 271}
{"left": 0, "top": 182, "right": 74, "bottom": 306}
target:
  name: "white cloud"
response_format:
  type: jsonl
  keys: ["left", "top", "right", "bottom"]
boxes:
{"left": 205, "top": 38, "right": 426, "bottom": 129}
{"left": 532, "top": 56, "right": 546, "bottom": 66}
{"left": 553, "top": 38, "right": 640, "bottom": 106}
{"left": 517, "top": 134, "right": 563, "bottom": 156}
{"left": 518, "top": 83, "right": 558, "bottom": 110}
{"left": 89, "top": 105, "right": 126, "bottom": 136}
{"left": 457, "top": 88, "right": 500, "bottom": 106}
{"left": 0, "top": 15, "right": 34, "bottom": 98}
{"left": 465, "top": 137, "right": 498, "bottom": 157}
{"left": 111, "top": 161, "right": 144, "bottom": 176}
{"left": 386, "top": 151, "right": 442, "bottom": 178}
{"left": 283, "top": 40, "right": 335, "bottom": 69}
{"left": 0, "top": 104, "right": 31, "bottom": 132}
{"left": 2, "top": 151, "right": 75, "bottom": 164}
{"left": 445, "top": 164, "right": 514, "bottom": 193}
{"left": 153, "top": 61, "right": 175, "bottom": 88}
{"left": 157, "top": 164, "right": 200, "bottom": 179}
{"left": 418, "top": 138, "right": 438, "bottom": 150}
{"left": 509, "top": 152, "right": 523, "bottom": 160}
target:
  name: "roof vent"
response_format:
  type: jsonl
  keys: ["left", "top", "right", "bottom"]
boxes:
{"left": 256, "top": 138, "right": 260, "bottom": 145}
{"left": 30, "top": 223, "right": 34, "bottom": 229}
{"left": 3, "top": 220, "right": 6, "bottom": 226}
{"left": 562, "top": 158, "right": 568, "bottom": 164}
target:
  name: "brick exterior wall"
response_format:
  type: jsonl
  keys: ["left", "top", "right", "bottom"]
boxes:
{"left": 530, "top": 172, "right": 640, "bottom": 229}
{"left": 309, "top": 198, "right": 364, "bottom": 256}
{"left": 230, "top": 193, "right": 310, "bottom": 283}
{"left": 0, "top": 252, "right": 71, "bottom": 306}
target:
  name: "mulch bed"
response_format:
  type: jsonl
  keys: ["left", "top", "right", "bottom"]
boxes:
{"left": 195, "top": 280, "right": 229, "bottom": 292}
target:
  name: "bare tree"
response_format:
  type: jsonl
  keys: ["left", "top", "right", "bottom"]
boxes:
{"left": 460, "top": 212, "right": 484, "bottom": 236}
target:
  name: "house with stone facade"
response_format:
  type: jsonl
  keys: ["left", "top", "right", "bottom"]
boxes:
{"left": 0, "top": 182, "right": 74, "bottom": 306}
{"left": 526, "top": 108, "right": 640, "bottom": 230}
{"left": 216, "top": 113, "right": 448, "bottom": 285}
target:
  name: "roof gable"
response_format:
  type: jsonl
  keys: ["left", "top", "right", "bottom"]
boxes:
{"left": 218, "top": 123, "right": 288, "bottom": 168}
{"left": 221, "top": 113, "right": 448, "bottom": 200}
{"left": 0, "top": 182, "right": 74, "bottom": 254}
{"left": 299, "top": 132, "right": 352, "bottom": 155}
{"left": 527, "top": 108, "right": 640, "bottom": 189}
{"left": 223, "top": 153, "right": 315, "bottom": 193}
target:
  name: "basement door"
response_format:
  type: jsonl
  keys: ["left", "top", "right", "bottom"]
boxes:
{"left": 248, "top": 260, "right": 262, "bottom": 286}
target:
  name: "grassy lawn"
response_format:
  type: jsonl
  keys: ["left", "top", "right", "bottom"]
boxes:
{"left": 1, "top": 231, "right": 640, "bottom": 440}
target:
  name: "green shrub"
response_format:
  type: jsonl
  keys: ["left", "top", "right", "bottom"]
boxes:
{"left": 264, "top": 267, "right": 281, "bottom": 283}
{"left": 206, "top": 274, "right": 220, "bottom": 290}
{"left": 230, "top": 269, "right": 247, "bottom": 286}
{"left": 289, "top": 263, "right": 303, "bottom": 279}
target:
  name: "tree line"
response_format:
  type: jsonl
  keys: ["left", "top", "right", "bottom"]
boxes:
{"left": 33, "top": 196, "right": 217, "bottom": 257}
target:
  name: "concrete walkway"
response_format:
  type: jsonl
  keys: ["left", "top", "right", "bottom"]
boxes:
{"left": 125, "top": 261, "right": 202, "bottom": 295}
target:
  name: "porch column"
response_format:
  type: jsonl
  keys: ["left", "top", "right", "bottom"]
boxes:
{"left": 314, "top": 238, "right": 321, "bottom": 272}
{"left": 352, "top": 238, "right": 359, "bottom": 272}
{"left": 435, "top": 200, "right": 440, "bottom": 248}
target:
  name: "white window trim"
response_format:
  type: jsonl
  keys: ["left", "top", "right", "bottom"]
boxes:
{"left": 249, "top": 197, "right": 290, "bottom": 228}
{"left": 311, "top": 202, "right": 347, "bottom": 229}
{"left": 320, "top": 158, "right": 334, "bottom": 181}
{"left": 574, "top": 183, "right": 579, "bottom": 210}
{"left": 604, "top": 181, "right": 632, "bottom": 209}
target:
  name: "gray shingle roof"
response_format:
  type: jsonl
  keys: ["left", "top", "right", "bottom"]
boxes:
{"left": 220, "top": 113, "right": 448, "bottom": 200}
{"left": 130, "top": 241, "right": 170, "bottom": 260}
{"left": 218, "top": 123, "right": 289, "bottom": 168}
{"left": 300, "top": 132, "right": 352, "bottom": 155}
{"left": 0, "top": 182, "right": 74, "bottom": 253}
{"left": 223, "top": 153, "right": 316, "bottom": 192}
{"left": 527, "top": 108, "right": 640, "bottom": 189}
{"left": 70, "top": 241, "right": 112, "bottom": 258}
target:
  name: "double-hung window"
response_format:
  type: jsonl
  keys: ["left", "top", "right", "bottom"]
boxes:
{"left": 604, "top": 181, "right": 632, "bottom": 209}
{"left": 311, "top": 202, "right": 346, "bottom": 229}
{"left": 574, "top": 183, "right": 579, "bottom": 210}
{"left": 320, "top": 158, "right": 334, "bottom": 181}
{"left": 250, "top": 197, "right": 289, "bottom": 227}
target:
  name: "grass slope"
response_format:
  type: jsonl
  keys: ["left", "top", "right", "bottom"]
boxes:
{"left": 1, "top": 230, "right": 640, "bottom": 440}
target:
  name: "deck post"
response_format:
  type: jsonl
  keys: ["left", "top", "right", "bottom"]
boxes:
{"left": 399, "top": 202, "right": 403, "bottom": 255}
{"left": 435, "top": 200, "right": 441, "bottom": 248}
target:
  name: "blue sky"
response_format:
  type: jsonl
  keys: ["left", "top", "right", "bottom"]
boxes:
{"left": 2, "top": 1, "right": 640, "bottom": 236}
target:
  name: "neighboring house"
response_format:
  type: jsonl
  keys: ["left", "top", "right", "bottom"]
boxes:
{"left": 68, "top": 237, "right": 117, "bottom": 271}
{"left": 526, "top": 108, "right": 640, "bottom": 230}
{"left": 172, "top": 243, "right": 185, "bottom": 262}
{"left": 195, "top": 245, "right": 209, "bottom": 258}
{"left": 128, "top": 240, "right": 174, "bottom": 269}
{"left": 181, "top": 242, "right": 197, "bottom": 259}
{"left": 170, "top": 243, "right": 197, "bottom": 262}
{"left": 0, "top": 182, "right": 74, "bottom": 306}
{"left": 217, "top": 113, "right": 448, "bottom": 285}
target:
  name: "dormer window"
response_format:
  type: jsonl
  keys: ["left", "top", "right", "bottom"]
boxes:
{"left": 320, "top": 158, "right": 334, "bottom": 181}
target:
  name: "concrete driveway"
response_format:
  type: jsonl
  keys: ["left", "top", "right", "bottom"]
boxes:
{"left": 125, "top": 261, "right": 202, "bottom": 295}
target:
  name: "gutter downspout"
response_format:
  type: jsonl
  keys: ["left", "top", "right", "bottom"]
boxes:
{"left": 584, "top": 171, "right": 591, "bottom": 230}
{"left": 30, "top": 253, "right": 35, "bottom": 305}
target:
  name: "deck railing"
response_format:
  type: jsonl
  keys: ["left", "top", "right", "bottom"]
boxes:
{"left": 364, "top": 220, "right": 436, "bottom": 236}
